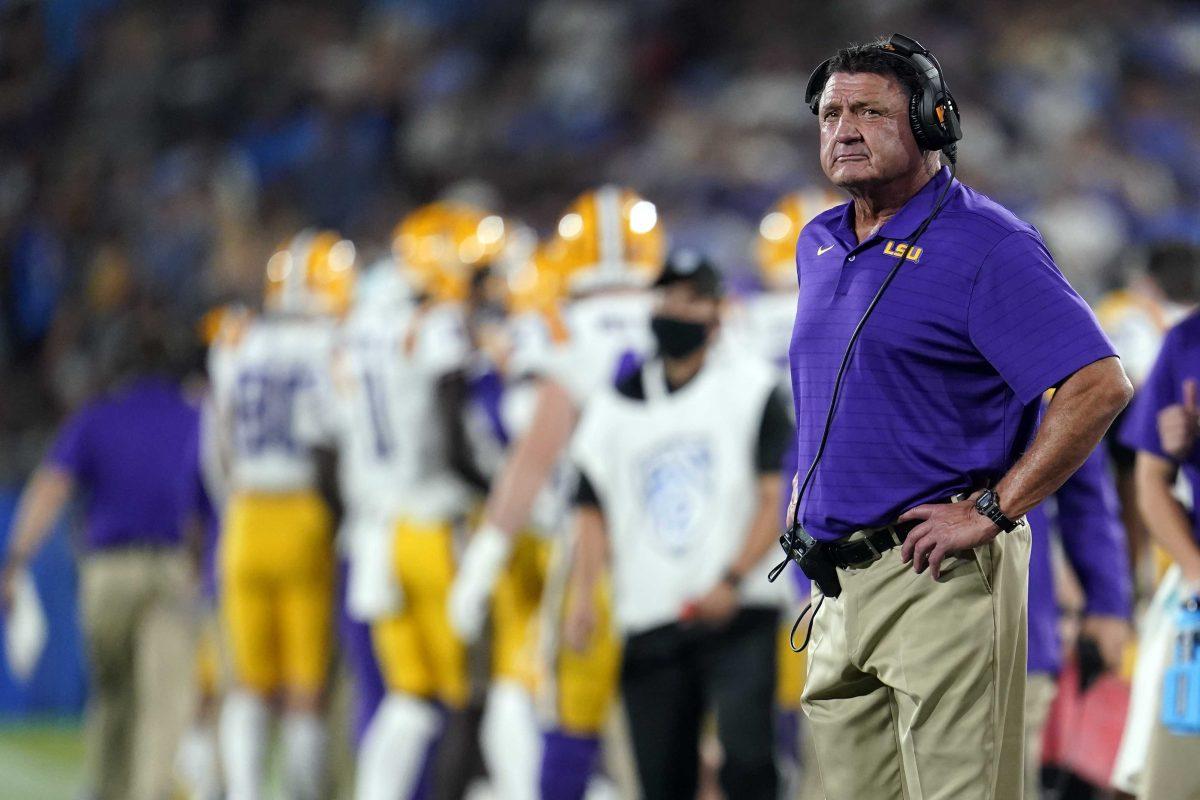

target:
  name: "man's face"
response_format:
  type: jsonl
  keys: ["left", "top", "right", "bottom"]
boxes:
{"left": 657, "top": 283, "right": 720, "bottom": 327}
{"left": 818, "top": 71, "right": 925, "bottom": 190}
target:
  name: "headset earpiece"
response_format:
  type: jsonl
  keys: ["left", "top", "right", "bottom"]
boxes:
{"left": 804, "top": 59, "right": 832, "bottom": 115}
{"left": 805, "top": 34, "right": 962, "bottom": 160}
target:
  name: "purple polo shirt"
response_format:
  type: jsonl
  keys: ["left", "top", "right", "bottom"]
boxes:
{"left": 1118, "top": 310, "right": 1200, "bottom": 544}
{"left": 48, "top": 377, "right": 201, "bottom": 551}
{"left": 1026, "top": 445, "right": 1132, "bottom": 675}
{"left": 789, "top": 167, "right": 1117, "bottom": 540}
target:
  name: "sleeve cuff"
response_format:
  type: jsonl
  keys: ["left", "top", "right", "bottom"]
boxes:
{"left": 1019, "top": 347, "right": 1119, "bottom": 407}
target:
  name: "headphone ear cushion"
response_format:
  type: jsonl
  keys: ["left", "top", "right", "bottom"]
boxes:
{"left": 908, "top": 90, "right": 932, "bottom": 151}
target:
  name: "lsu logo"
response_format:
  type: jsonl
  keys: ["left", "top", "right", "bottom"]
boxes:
{"left": 883, "top": 240, "right": 923, "bottom": 262}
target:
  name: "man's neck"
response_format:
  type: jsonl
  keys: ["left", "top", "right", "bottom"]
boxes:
{"left": 663, "top": 350, "right": 707, "bottom": 391}
{"left": 848, "top": 161, "right": 940, "bottom": 244}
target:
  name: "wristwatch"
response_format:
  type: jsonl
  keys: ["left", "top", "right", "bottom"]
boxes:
{"left": 721, "top": 567, "right": 744, "bottom": 589}
{"left": 973, "top": 489, "right": 1019, "bottom": 533}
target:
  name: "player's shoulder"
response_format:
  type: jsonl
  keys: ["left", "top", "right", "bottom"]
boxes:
{"left": 211, "top": 307, "right": 256, "bottom": 352}
{"left": 565, "top": 291, "right": 651, "bottom": 328}
{"left": 249, "top": 314, "right": 336, "bottom": 361}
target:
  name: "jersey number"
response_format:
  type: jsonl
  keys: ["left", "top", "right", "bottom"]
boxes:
{"left": 360, "top": 367, "right": 395, "bottom": 458}
{"left": 233, "top": 368, "right": 308, "bottom": 455}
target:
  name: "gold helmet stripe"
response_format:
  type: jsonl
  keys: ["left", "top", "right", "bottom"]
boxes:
{"left": 282, "top": 229, "right": 317, "bottom": 312}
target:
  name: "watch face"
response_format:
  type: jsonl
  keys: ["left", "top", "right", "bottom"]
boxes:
{"left": 974, "top": 492, "right": 991, "bottom": 512}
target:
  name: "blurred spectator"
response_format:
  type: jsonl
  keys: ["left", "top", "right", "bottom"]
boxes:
{"left": 1, "top": 0, "right": 1198, "bottom": 481}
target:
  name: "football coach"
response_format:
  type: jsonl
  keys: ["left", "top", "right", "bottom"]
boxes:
{"left": 775, "top": 35, "right": 1133, "bottom": 800}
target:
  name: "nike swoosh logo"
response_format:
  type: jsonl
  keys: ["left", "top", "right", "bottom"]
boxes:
{"left": 817, "top": 244, "right": 835, "bottom": 255}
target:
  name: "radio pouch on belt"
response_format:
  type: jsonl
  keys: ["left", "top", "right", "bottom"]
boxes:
{"left": 1163, "top": 596, "right": 1200, "bottom": 736}
{"left": 778, "top": 523, "right": 841, "bottom": 599}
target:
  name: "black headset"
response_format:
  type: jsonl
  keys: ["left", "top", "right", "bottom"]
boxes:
{"left": 804, "top": 33, "right": 963, "bottom": 163}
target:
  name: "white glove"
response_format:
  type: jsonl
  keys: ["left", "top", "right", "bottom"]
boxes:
{"left": 449, "top": 523, "right": 512, "bottom": 643}
{"left": 347, "top": 513, "right": 404, "bottom": 622}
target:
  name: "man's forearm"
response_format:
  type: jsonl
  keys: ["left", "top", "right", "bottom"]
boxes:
{"left": 5, "top": 467, "right": 73, "bottom": 566}
{"left": 1136, "top": 453, "right": 1200, "bottom": 583}
{"left": 730, "top": 476, "right": 782, "bottom": 579}
{"left": 482, "top": 380, "right": 578, "bottom": 535}
{"left": 570, "top": 507, "right": 608, "bottom": 596}
{"left": 995, "top": 357, "right": 1131, "bottom": 518}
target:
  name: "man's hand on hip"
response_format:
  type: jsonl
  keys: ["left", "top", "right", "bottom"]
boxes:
{"left": 899, "top": 493, "right": 1002, "bottom": 580}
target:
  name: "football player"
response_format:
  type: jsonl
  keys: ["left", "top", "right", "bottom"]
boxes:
{"left": 330, "top": 260, "right": 411, "bottom": 754}
{"left": 462, "top": 241, "right": 568, "bottom": 800}
{"left": 352, "top": 203, "right": 501, "bottom": 800}
{"left": 450, "top": 186, "right": 664, "bottom": 799}
{"left": 209, "top": 232, "right": 355, "bottom": 800}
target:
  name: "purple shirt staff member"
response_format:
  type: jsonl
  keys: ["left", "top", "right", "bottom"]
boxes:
{"left": 1118, "top": 309, "right": 1200, "bottom": 800}
{"left": 1024, "top": 444, "right": 1132, "bottom": 797}
{"left": 783, "top": 36, "right": 1131, "bottom": 800}
{"left": 0, "top": 319, "right": 202, "bottom": 800}
{"left": 1026, "top": 448, "right": 1132, "bottom": 677}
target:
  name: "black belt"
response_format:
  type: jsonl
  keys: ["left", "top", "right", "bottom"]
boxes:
{"left": 825, "top": 520, "right": 920, "bottom": 569}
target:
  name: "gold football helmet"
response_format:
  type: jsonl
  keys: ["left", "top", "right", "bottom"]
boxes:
{"left": 551, "top": 186, "right": 666, "bottom": 293}
{"left": 756, "top": 187, "right": 843, "bottom": 289}
{"left": 265, "top": 230, "right": 357, "bottom": 316}
{"left": 393, "top": 202, "right": 507, "bottom": 302}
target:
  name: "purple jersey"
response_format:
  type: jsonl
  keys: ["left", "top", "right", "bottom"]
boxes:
{"left": 1119, "top": 310, "right": 1200, "bottom": 544}
{"left": 1026, "top": 445, "right": 1132, "bottom": 675}
{"left": 48, "top": 377, "right": 200, "bottom": 550}
{"left": 789, "top": 167, "right": 1116, "bottom": 540}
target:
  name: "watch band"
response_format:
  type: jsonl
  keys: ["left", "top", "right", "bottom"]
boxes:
{"left": 974, "top": 489, "right": 1019, "bottom": 533}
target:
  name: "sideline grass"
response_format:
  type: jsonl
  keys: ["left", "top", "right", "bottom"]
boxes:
{"left": 0, "top": 718, "right": 84, "bottom": 800}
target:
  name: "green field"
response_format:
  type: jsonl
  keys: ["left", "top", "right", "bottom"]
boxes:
{"left": 0, "top": 720, "right": 85, "bottom": 800}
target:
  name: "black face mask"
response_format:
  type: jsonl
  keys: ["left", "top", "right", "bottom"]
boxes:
{"left": 651, "top": 315, "right": 710, "bottom": 359}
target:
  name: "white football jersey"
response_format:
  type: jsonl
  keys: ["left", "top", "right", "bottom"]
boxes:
{"left": 335, "top": 301, "right": 473, "bottom": 522}
{"left": 500, "top": 291, "right": 656, "bottom": 537}
{"left": 541, "top": 292, "right": 655, "bottom": 404}
{"left": 723, "top": 289, "right": 797, "bottom": 398}
{"left": 210, "top": 315, "right": 339, "bottom": 494}
{"left": 572, "top": 355, "right": 787, "bottom": 636}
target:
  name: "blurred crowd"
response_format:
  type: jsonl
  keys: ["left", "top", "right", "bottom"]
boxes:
{"left": 1, "top": 0, "right": 1199, "bottom": 475}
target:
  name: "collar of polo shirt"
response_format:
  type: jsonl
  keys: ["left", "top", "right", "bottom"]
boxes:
{"left": 828, "top": 166, "right": 955, "bottom": 250}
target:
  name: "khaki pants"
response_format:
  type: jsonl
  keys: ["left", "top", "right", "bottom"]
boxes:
{"left": 802, "top": 524, "right": 1031, "bottom": 800}
{"left": 80, "top": 548, "right": 198, "bottom": 800}
{"left": 1023, "top": 672, "right": 1057, "bottom": 800}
